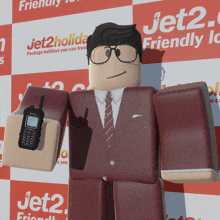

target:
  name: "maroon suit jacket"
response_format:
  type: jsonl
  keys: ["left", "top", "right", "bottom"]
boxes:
{"left": 69, "top": 87, "right": 159, "bottom": 184}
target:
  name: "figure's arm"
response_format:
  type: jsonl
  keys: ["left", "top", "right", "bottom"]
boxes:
{"left": 2, "top": 86, "right": 69, "bottom": 171}
{"left": 153, "top": 82, "right": 219, "bottom": 183}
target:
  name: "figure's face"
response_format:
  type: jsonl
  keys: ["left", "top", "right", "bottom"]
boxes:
{"left": 89, "top": 45, "right": 142, "bottom": 91}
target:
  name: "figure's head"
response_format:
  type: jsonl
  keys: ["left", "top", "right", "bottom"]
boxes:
{"left": 87, "top": 23, "right": 142, "bottom": 91}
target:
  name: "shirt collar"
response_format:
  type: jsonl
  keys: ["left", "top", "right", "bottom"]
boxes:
{"left": 95, "top": 87, "right": 125, "bottom": 104}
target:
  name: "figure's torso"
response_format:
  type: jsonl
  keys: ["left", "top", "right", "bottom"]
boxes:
{"left": 69, "top": 86, "right": 159, "bottom": 184}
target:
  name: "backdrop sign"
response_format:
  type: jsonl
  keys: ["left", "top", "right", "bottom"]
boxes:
{"left": 0, "top": 0, "right": 219, "bottom": 219}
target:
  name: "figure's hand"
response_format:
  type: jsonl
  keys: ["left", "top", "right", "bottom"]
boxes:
{"left": 78, "top": 116, "right": 88, "bottom": 126}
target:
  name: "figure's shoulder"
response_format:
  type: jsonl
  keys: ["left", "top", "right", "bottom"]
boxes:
{"left": 124, "top": 86, "right": 159, "bottom": 95}
{"left": 69, "top": 90, "right": 94, "bottom": 101}
{"left": 153, "top": 82, "right": 207, "bottom": 98}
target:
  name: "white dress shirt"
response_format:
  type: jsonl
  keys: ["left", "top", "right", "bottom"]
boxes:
{"left": 95, "top": 88, "right": 125, "bottom": 128}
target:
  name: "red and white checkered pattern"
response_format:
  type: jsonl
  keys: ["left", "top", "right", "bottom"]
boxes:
{"left": 0, "top": 0, "right": 220, "bottom": 219}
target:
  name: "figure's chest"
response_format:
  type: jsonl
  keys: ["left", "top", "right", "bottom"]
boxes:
{"left": 70, "top": 87, "right": 157, "bottom": 134}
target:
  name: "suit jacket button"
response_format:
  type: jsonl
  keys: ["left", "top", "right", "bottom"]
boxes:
{"left": 110, "top": 160, "right": 115, "bottom": 166}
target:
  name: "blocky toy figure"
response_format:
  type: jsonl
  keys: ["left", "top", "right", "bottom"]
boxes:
{"left": 2, "top": 23, "right": 219, "bottom": 220}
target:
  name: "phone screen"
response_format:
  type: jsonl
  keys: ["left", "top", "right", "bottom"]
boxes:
{"left": 26, "top": 116, "right": 39, "bottom": 128}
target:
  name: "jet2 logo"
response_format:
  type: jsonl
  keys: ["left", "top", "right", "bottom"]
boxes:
{"left": 0, "top": 38, "right": 6, "bottom": 65}
{"left": 17, "top": 191, "right": 65, "bottom": 213}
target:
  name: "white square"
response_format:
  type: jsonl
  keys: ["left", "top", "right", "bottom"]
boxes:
{"left": 0, "top": 75, "right": 11, "bottom": 127}
{"left": 164, "top": 192, "right": 220, "bottom": 219}
{"left": 0, "top": 179, "right": 10, "bottom": 219}
{"left": 0, "top": 140, "right": 3, "bottom": 155}
{"left": 0, "top": 0, "right": 12, "bottom": 25}
{"left": 184, "top": 193, "right": 220, "bottom": 219}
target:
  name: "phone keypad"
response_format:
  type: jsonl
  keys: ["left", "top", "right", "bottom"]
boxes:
{"left": 21, "top": 129, "right": 36, "bottom": 149}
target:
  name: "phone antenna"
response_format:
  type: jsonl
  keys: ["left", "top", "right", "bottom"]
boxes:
{"left": 39, "top": 96, "right": 45, "bottom": 110}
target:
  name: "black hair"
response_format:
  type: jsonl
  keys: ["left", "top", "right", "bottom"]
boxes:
{"left": 87, "top": 22, "right": 142, "bottom": 64}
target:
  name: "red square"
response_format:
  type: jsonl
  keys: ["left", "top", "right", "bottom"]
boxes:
{"left": 134, "top": 0, "right": 220, "bottom": 63}
{"left": 0, "top": 154, "right": 10, "bottom": 180}
{"left": 10, "top": 180, "right": 68, "bottom": 219}
{"left": 0, "top": 126, "right": 10, "bottom": 180}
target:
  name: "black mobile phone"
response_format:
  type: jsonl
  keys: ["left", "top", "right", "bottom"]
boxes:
{"left": 18, "top": 96, "right": 45, "bottom": 150}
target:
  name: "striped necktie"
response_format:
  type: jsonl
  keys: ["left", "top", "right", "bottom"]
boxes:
{"left": 104, "top": 91, "right": 114, "bottom": 148}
